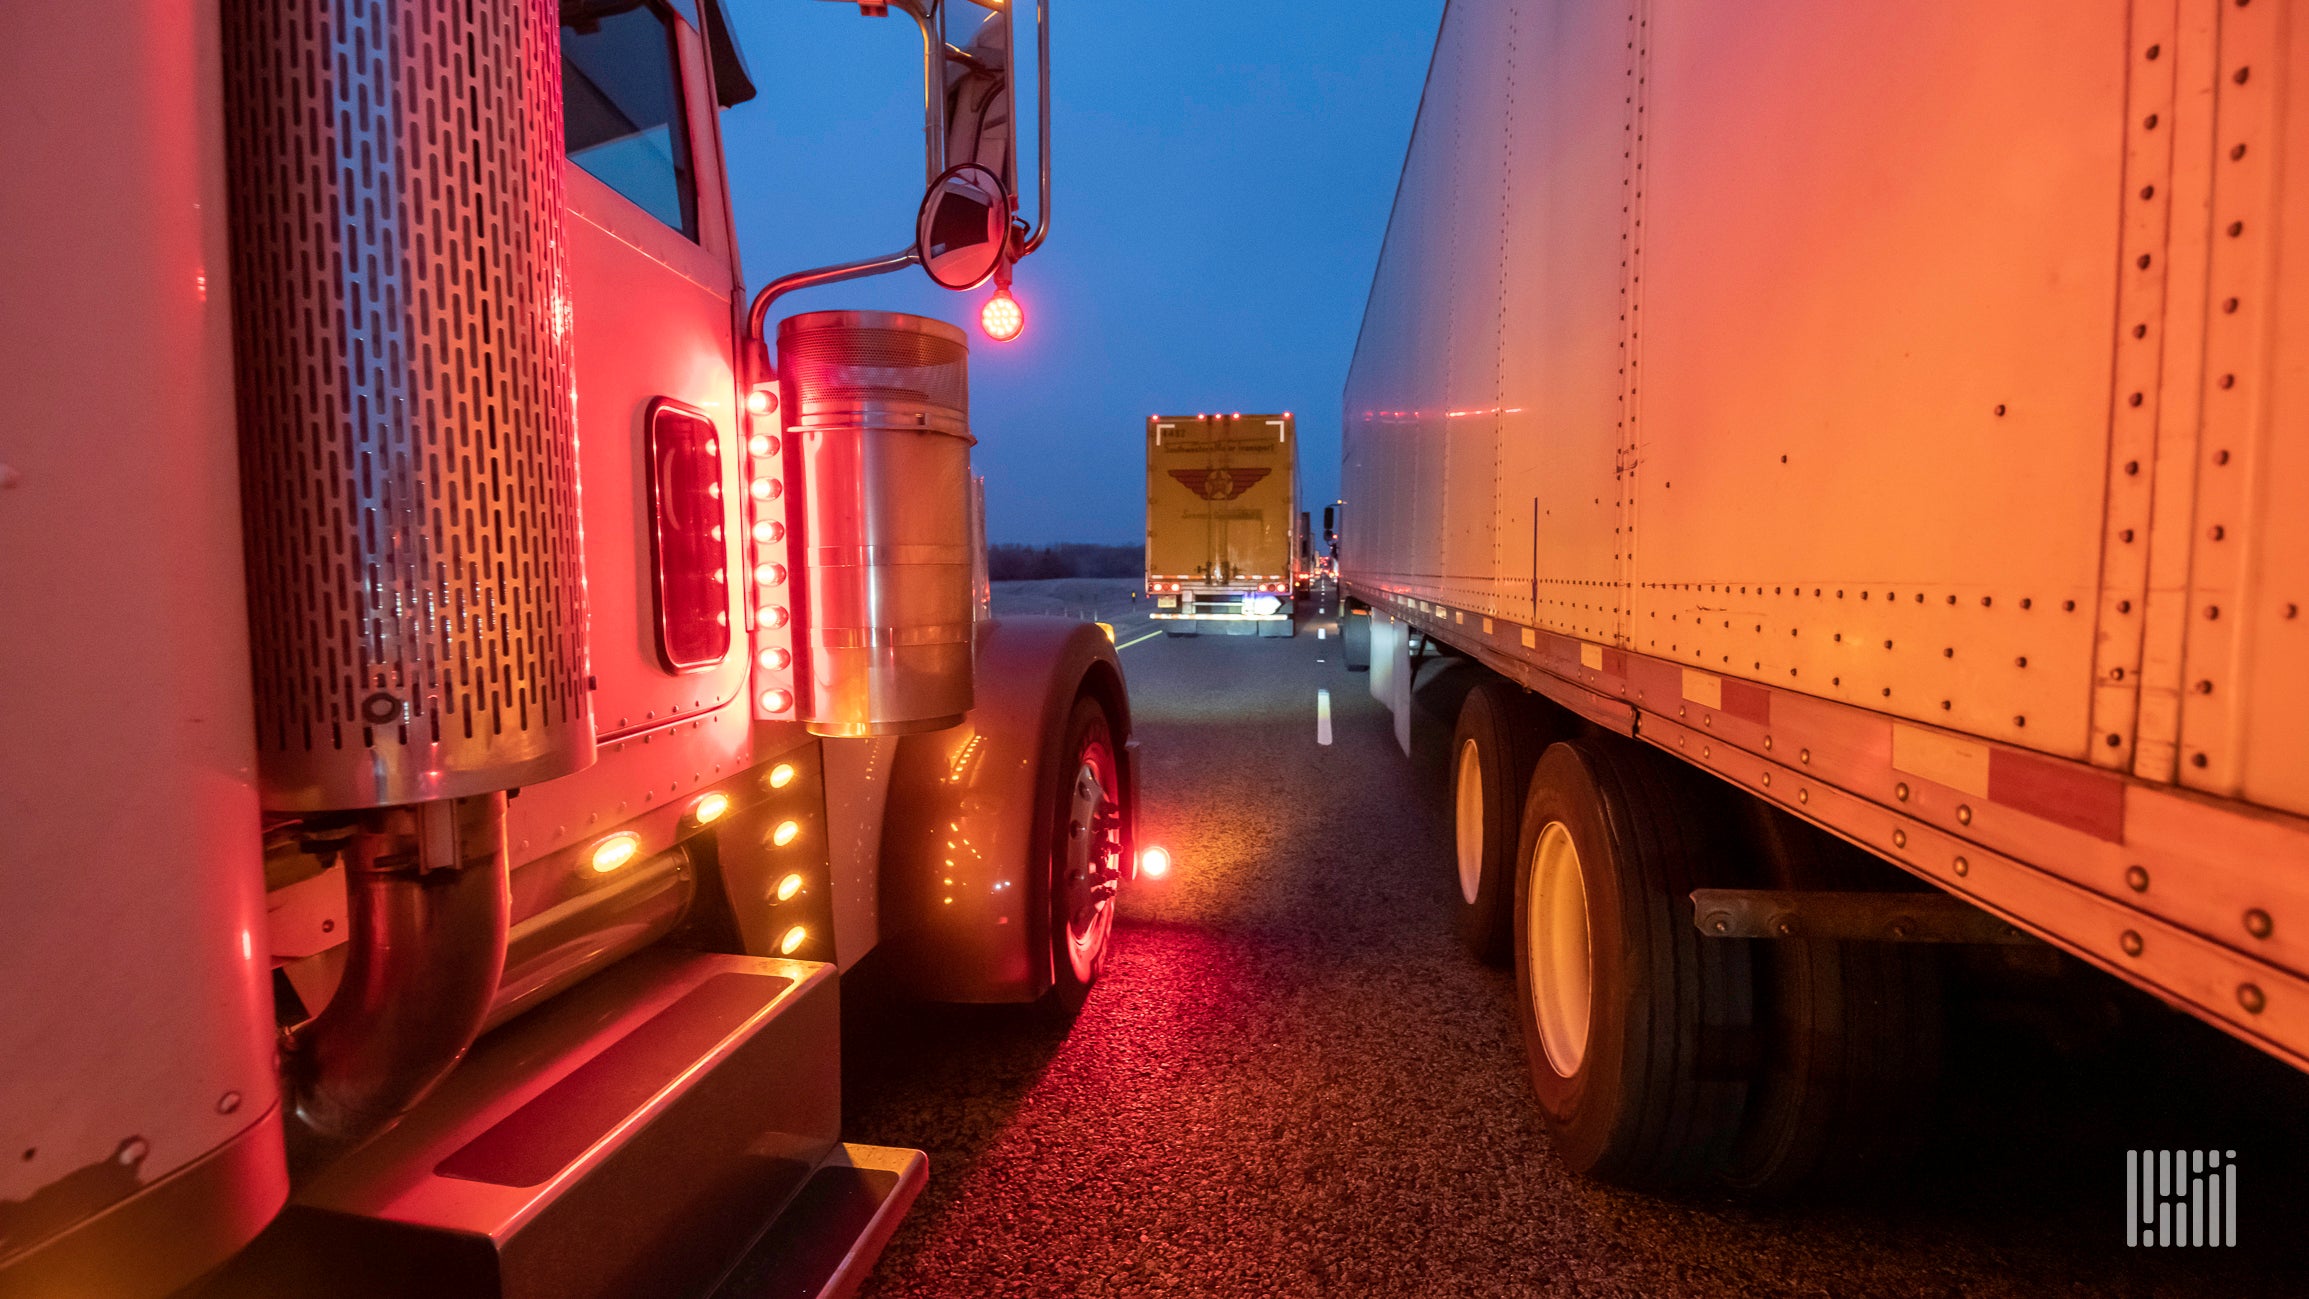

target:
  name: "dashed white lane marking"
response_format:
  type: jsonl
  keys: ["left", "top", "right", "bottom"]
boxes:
{"left": 1115, "top": 629, "right": 1165, "bottom": 650}
{"left": 1316, "top": 689, "right": 1332, "bottom": 746}
{"left": 1317, "top": 628, "right": 1327, "bottom": 640}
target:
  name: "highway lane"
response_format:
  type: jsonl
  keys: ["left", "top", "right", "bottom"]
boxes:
{"left": 843, "top": 583, "right": 2309, "bottom": 1297}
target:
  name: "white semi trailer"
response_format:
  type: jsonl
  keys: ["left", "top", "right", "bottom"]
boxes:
{"left": 1341, "top": 0, "right": 2309, "bottom": 1192}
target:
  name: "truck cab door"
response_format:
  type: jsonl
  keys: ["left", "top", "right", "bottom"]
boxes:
{"left": 558, "top": 0, "right": 747, "bottom": 738}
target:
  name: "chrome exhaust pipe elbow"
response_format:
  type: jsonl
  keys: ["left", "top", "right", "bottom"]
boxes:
{"left": 285, "top": 794, "right": 511, "bottom": 1145}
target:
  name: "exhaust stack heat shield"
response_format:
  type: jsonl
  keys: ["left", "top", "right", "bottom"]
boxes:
{"left": 778, "top": 311, "right": 977, "bottom": 737}
{"left": 222, "top": 0, "right": 591, "bottom": 809}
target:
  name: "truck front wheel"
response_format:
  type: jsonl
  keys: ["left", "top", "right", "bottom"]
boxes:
{"left": 1045, "top": 695, "right": 1122, "bottom": 1014}
{"left": 1514, "top": 739, "right": 1752, "bottom": 1188}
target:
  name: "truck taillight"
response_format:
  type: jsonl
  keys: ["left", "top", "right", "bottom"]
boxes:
{"left": 980, "top": 288, "right": 1023, "bottom": 342}
{"left": 646, "top": 402, "right": 733, "bottom": 672}
{"left": 745, "top": 382, "right": 798, "bottom": 717}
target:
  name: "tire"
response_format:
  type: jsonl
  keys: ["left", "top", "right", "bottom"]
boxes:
{"left": 1719, "top": 806, "right": 1944, "bottom": 1194}
{"left": 1449, "top": 681, "right": 1537, "bottom": 964}
{"left": 1514, "top": 738, "right": 1752, "bottom": 1189}
{"left": 1042, "top": 696, "right": 1122, "bottom": 1016}
{"left": 1341, "top": 605, "right": 1371, "bottom": 671}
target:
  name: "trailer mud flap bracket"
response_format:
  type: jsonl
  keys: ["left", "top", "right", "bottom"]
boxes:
{"left": 1691, "top": 889, "right": 2035, "bottom": 944}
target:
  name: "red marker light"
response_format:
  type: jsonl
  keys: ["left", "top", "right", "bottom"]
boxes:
{"left": 1139, "top": 846, "right": 1171, "bottom": 879}
{"left": 980, "top": 289, "right": 1023, "bottom": 342}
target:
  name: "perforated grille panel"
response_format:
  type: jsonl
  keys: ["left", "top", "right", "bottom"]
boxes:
{"left": 223, "top": 0, "right": 591, "bottom": 810}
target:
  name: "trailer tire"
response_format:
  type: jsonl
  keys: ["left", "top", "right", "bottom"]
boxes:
{"left": 1042, "top": 695, "right": 1122, "bottom": 1016}
{"left": 1449, "top": 681, "right": 1537, "bottom": 964}
{"left": 1515, "top": 739, "right": 1751, "bottom": 1188}
{"left": 1341, "top": 604, "right": 1371, "bottom": 671}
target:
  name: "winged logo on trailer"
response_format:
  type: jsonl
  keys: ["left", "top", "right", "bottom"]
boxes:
{"left": 1168, "top": 467, "right": 1271, "bottom": 502}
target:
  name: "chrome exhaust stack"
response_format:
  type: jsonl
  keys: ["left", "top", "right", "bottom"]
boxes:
{"left": 220, "top": 0, "right": 584, "bottom": 1144}
{"left": 283, "top": 796, "right": 511, "bottom": 1143}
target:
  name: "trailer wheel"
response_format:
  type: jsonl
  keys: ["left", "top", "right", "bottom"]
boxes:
{"left": 1449, "top": 681, "right": 1536, "bottom": 964}
{"left": 1515, "top": 739, "right": 1751, "bottom": 1188}
{"left": 1341, "top": 604, "right": 1371, "bottom": 671}
{"left": 1045, "top": 696, "right": 1122, "bottom": 1015}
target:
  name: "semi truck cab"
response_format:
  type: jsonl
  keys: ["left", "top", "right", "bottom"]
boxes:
{"left": 0, "top": 2, "right": 1138, "bottom": 1296}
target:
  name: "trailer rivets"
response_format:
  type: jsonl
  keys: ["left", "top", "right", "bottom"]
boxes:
{"left": 2126, "top": 865, "right": 2151, "bottom": 892}
{"left": 115, "top": 1138, "right": 147, "bottom": 1167}
{"left": 2192, "top": 752, "right": 2210, "bottom": 768}
{"left": 1957, "top": 804, "right": 1973, "bottom": 825}
{"left": 1952, "top": 855, "right": 1969, "bottom": 877}
{"left": 2239, "top": 984, "right": 2266, "bottom": 1015}
{"left": 1708, "top": 914, "right": 1731, "bottom": 934}
{"left": 1896, "top": 782, "right": 1910, "bottom": 802}
{"left": 2245, "top": 909, "right": 2273, "bottom": 939}
{"left": 1761, "top": 772, "right": 1772, "bottom": 787}
{"left": 1703, "top": 745, "right": 1712, "bottom": 759}
{"left": 1797, "top": 788, "right": 1809, "bottom": 804}
{"left": 1800, "top": 748, "right": 1811, "bottom": 765}
{"left": 1773, "top": 917, "right": 1796, "bottom": 937}
{"left": 1893, "top": 829, "right": 1908, "bottom": 848}
{"left": 2121, "top": 931, "right": 2144, "bottom": 957}
{"left": 217, "top": 1092, "right": 242, "bottom": 1115}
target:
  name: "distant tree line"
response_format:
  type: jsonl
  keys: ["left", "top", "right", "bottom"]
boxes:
{"left": 987, "top": 543, "right": 1141, "bottom": 580}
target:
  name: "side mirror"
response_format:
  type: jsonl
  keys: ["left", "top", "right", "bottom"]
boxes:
{"left": 916, "top": 163, "right": 1010, "bottom": 290}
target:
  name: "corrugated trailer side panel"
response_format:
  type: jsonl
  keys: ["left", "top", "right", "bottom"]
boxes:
{"left": 2186, "top": 0, "right": 2309, "bottom": 814}
{"left": 1343, "top": 0, "right": 2309, "bottom": 1069}
{"left": 1630, "top": 1, "right": 2125, "bottom": 762}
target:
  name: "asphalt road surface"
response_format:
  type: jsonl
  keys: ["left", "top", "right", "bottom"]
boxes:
{"left": 843, "top": 581, "right": 2309, "bottom": 1297}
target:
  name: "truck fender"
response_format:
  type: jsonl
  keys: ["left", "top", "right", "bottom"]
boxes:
{"left": 876, "top": 616, "right": 1134, "bottom": 1002}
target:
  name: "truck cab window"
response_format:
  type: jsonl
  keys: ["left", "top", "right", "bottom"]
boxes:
{"left": 561, "top": 2, "right": 698, "bottom": 238}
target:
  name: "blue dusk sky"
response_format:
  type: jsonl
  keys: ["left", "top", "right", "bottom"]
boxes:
{"left": 720, "top": 1, "right": 1444, "bottom": 545}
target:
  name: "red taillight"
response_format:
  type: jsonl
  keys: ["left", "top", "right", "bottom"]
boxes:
{"left": 645, "top": 402, "right": 732, "bottom": 672}
{"left": 980, "top": 289, "right": 1023, "bottom": 342}
{"left": 746, "top": 382, "right": 797, "bottom": 718}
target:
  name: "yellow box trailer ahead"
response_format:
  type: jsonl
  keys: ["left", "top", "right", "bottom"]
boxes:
{"left": 1146, "top": 413, "right": 1300, "bottom": 636}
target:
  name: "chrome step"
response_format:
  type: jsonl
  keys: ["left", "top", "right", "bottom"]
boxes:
{"left": 199, "top": 950, "right": 922, "bottom": 1298}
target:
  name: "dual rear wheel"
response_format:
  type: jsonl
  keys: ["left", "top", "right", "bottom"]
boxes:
{"left": 1450, "top": 687, "right": 1942, "bottom": 1193}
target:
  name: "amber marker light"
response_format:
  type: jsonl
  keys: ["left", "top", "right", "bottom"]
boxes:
{"left": 1139, "top": 846, "right": 1172, "bottom": 878}
{"left": 769, "top": 762, "right": 797, "bottom": 789}
{"left": 775, "top": 872, "right": 804, "bottom": 903}
{"left": 757, "top": 648, "right": 792, "bottom": 671}
{"left": 590, "top": 832, "right": 642, "bottom": 874}
{"left": 772, "top": 819, "right": 801, "bottom": 847}
{"left": 692, "top": 792, "right": 732, "bottom": 826}
{"left": 980, "top": 288, "right": 1023, "bottom": 342}
{"left": 779, "top": 925, "right": 808, "bottom": 955}
{"left": 745, "top": 386, "right": 777, "bottom": 417}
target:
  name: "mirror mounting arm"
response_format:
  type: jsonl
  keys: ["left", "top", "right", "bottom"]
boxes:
{"left": 744, "top": 247, "right": 921, "bottom": 363}
{"left": 1015, "top": 0, "right": 1051, "bottom": 257}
